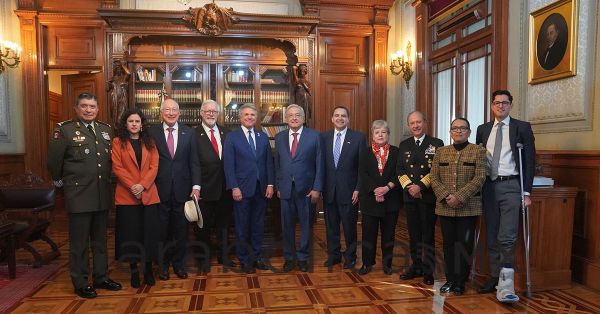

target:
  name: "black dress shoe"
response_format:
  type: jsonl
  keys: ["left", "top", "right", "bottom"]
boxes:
{"left": 400, "top": 266, "right": 423, "bottom": 280}
{"left": 255, "top": 260, "right": 270, "bottom": 271}
{"left": 219, "top": 258, "right": 237, "bottom": 267}
{"left": 75, "top": 285, "right": 97, "bottom": 298}
{"left": 241, "top": 263, "right": 255, "bottom": 274}
{"left": 283, "top": 260, "right": 296, "bottom": 272}
{"left": 144, "top": 271, "right": 156, "bottom": 286}
{"left": 159, "top": 270, "right": 169, "bottom": 281}
{"left": 423, "top": 274, "right": 434, "bottom": 285}
{"left": 452, "top": 284, "right": 465, "bottom": 295}
{"left": 358, "top": 265, "right": 372, "bottom": 275}
{"left": 323, "top": 258, "right": 342, "bottom": 267}
{"left": 383, "top": 266, "right": 393, "bottom": 275}
{"left": 174, "top": 269, "right": 188, "bottom": 279}
{"left": 131, "top": 272, "right": 140, "bottom": 288}
{"left": 343, "top": 260, "right": 356, "bottom": 269}
{"left": 440, "top": 281, "right": 454, "bottom": 293}
{"left": 94, "top": 278, "right": 122, "bottom": 291}
{"left": 298, "top": 260, "right": 309, "bottom": 272}
{"left": 478, "top": 277, "right": 498, "bottom": 294}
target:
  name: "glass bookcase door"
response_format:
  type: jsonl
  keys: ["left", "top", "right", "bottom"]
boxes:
{"left": 133, "top": 64, "right": 165, "bottom": 124}
{"left": 170, "top": 64, "right": 205, "bottom": 125}
{"left": 221, "top": 65, "right": 256, "bottom": 126}
{"left": 259, "top": 65, "right": 291, "bottom": 138}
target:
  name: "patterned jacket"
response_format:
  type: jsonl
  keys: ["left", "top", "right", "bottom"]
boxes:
{"left": 430, "top": 143, "right": 486, "bottom": 217}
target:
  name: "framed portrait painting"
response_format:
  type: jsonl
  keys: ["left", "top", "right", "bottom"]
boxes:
{"left": 529, "top": 0, "right": 578, "bottom": 84}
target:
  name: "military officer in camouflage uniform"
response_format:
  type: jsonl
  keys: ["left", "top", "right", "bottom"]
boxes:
{"left": 396, "top": 111, "right": 444, "bottom": 285}
{"left": 47, "top": 92, "right": 122, "bottom": 298}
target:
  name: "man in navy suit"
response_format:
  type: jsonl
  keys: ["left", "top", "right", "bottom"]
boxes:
{"left": 223, "top": 103, "right": 274, "bottom": 273}
{"left": 475, "top": 90, "right": 536, "bottom": 297}
{"left": 150, "top": 99, "right": 201, "bottom": 280}
{"left": 274, "top": 104, "right": 324, "bottom": 272}
{"left": 322, "top": 106, "right": 367, "bottom": 269}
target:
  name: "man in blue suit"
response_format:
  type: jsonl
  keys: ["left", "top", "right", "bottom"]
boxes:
{"left": 274, "top": 104, "right": 324, "bottom": 272}
{"left": 322, "top": 106, "right": 367, "bottom": 269}
{"left": 150, "top": 99, "right": 201, "bottom": 280}
{"left": 223, "top": 103, "right": 275, "bottom": 273}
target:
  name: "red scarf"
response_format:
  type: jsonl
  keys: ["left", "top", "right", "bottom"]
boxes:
{"left": 371, "top": 143, "right": 390, "bottom": 175}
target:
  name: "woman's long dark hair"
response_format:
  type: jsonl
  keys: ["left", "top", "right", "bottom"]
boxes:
{"left": 117, "top": 107, "right": 154, "bottom": 149}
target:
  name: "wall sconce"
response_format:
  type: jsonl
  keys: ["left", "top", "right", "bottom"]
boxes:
{"left": 390, "top": 41, "right": 413, "bottom": 89}
{"left": 0, "top": 40, "right": 22, "bottom": 74}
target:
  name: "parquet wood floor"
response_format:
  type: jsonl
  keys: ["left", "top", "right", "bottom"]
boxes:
{"left": 7, "top": 209, "right": 600, "bottom": 313}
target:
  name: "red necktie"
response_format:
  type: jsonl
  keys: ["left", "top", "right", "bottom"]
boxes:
{"left": 167, "top": 127, "right": 175, "bottom": 159}
{"left": 291, "top": 132, "right": 298, "bottom": 158}
{"left": 210, "top": 129, "right": 219, "bottom": 157}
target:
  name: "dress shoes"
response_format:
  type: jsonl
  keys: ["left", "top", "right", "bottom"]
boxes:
{"left": 343, "top": 260, "right": 356, "bottom": 269}
{"left": 218, "top": 258, "right": 237, "bottom": 267}
{"left": 283, "top": 260, "right": 296, "bottom": 272}
{"left": 255, "top": 260, "right": 270, "bottom": 271}
{"left": 144, "top": 271, "right": 156, "bottom": 286}
{"left": 241, "top": 263, "right": 256, "bottom": 274}
{"left": 383, "top": 266, "right": 393, "bottom": 275}
{"left": 423, "top": 274, "right": 434, "bottom": 285}
{"left": 452, "top": 284, "right": 465, "bottom": 296}
{"left": 439, "top": 281, "right": 454, "bottom": 293}
{"left": 358, "top": 264, "right": 372, "bottom": 275}
{"left": 130, "top": 272, "right": 140, "bottom": 288}
{"left": 159, "top": 270, "right": 169, "bottom": 281}
{"left": 75, "top": 285, "right": 97, "bottom": 298}
{"left": 298, "top": 260, "right": 309, "bottom": 272}
{"left": 174, "top": 268, "right": 188, "bottom": 279}
{"left": 93, "top": 278, "right": 122, "bottom": 291}
{"left": 323, "top": 258, "right": 342, "bottom": 267}
{"left": 399, "top": 266, "right": 423, "bottom": 280}
{"left": 477, "top": 277, "right": 498, "bottom": 294}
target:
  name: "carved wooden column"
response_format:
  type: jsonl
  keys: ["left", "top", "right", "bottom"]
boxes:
{"left": 413, "top": 0, "right": 432, "bottom": 128}
{"left": 371, "top": 5, "right": 391, "bottom": 121}
{"left": 15, "top": 9, "right": 47, "bottom": 178}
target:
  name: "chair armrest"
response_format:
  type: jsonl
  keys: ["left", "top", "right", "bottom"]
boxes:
{"left": 31, "top": 203, "right": 54, "bottom": 213}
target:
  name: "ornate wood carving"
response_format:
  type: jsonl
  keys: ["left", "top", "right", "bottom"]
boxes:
{"left": 17, "top": 0, "right": 36, "bottom": 10}
{"left": 182, "top": 1, "right": 239, "bottom": 36}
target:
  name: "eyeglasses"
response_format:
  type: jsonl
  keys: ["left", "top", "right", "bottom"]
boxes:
{"left": 492, "top": 101, "right": 511, "bottom": 107}
{"left": 161, "top": 108, "right": 179, "bottom": 114}
{"left": 450, "top": 127, "right": 470, "bottom": 133}
{"left": 202, "top": 110, "right": 219, "bottom": 115}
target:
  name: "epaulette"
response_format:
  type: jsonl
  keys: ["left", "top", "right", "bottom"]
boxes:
{"left": 56, "top": 120, "right": 73, "bottom": 127}
{"left": 96, "top": 120, "right": 112, "bottom": 128}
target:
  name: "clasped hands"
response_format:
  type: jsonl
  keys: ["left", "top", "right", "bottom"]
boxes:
{"left": 445, "top": 194, "right": 464, "bottom": 209}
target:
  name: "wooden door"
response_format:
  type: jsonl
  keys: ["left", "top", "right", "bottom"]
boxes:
{"left": 60, "top": 73, "right": 107, "bottom": 124}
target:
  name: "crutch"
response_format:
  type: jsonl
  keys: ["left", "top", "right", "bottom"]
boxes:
{"left": 517, "top": 143, "right": 532, "bottom": 298}
{"left": 470, "top": 215, "right": 483, "bottom": 287}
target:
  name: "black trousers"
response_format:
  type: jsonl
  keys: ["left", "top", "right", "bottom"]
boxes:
{"left": 158, "top": 198, "right": 187, "bottom": 272}
{"left": 325, "top": 198, "right": 358, "bottom": 262}
{"left": 439, "top": 215, "right": 477, "bottom": 286}
{"left": 115, "top": 204, "right": 160, "bottom": 263}
{"left": 68, "top": 210, "right": 108, "bottom": 289}
{"left": 361, "top": 211, "right": 399, "bottom": 267}
{"left": 404, "top": 201, "right": 437, "bottom": 274}
{"left": 194, "top": 195, "right": 233, "bottom": 264}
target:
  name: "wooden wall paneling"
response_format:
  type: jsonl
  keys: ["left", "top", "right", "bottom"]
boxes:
{"left": 320, "top": 35, "right": 367, "bottom": 74}
{"left": 48, "top": 91, "right": 61, "bottom": 137}
{"left": 370, "top": 25, "right": 390, "bottom": 123}
{"left": 490, "top": 0, "right": 509, "bottom": 91}
{"left": 537, "top": 151, "right": 600, "bottom": 290}
{"left": 46, "top": 26, "right": 104, "bottom": 68}
{"left": 317, "top": 74, "right": 367, "bottom": 133}
{"left": 0, "top": 155, "right": 26, "bottom": 183}
{"left": 38, "top": 0, "right": 103, "bottom": 13}
{"left": 319, "top": 6, "right": 374, "bottom": 24}
{"left": 414, "top": 1, "right": 433, "bottom": 125}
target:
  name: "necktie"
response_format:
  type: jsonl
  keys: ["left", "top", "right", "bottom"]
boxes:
{"left": 491, "top": 122, "right": 504, "bottom": 180}
{"left": 210, "top": 129, "right": 219, "bottom": 157}
{"left": 415, "top": 139, "right": 420, "bottom": 147}
{"left": 167, "top": 127, "right": 175, "bottom": 159}
{"left": 248, "top": 130, "right": 256, "bottom": 155}
{"left": 333, "top": 132, "right": 341, "bottom": 168}
{"left": 291, "top": 132, "right": 298, "bottom": 158}
{"left": 87, "top": 124, "right": 96, "bottom": 138}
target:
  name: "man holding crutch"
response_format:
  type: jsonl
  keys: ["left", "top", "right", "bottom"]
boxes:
{"left": 475, "top": 90, "right": 536, "bottom": 302}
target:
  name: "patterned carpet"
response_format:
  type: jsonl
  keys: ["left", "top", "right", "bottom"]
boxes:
{"left": 6, "top": 209, "right": 600, "bottom": 313}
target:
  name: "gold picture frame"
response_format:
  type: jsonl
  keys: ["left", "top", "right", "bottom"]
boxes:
{"left": 529, "top": 0, "right": 578, "bottom": 84}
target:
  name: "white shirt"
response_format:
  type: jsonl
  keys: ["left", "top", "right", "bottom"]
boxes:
{"left": 202, "top": 123, "right": 222, "bottom": 159}
{"left": 333, "top": 127, "right": 347, "bottom": 154}
{"left": 162, "top": 122, "right": 179, "bottom": 153}
{"left": 289, "top": 126, "right": 304, "bottom": 151}
{"left": 413, "top": 134, "right": 425, "bottom": 146}
{"left": 486, "top": 116, "right": 518, "bottom": 176}
{"left": 240, "top": 125, "right": 256, "bottom": 147}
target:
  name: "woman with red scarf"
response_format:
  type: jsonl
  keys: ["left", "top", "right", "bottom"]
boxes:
{"left": 357, "top": 120, "right": 401, "bottom": 275}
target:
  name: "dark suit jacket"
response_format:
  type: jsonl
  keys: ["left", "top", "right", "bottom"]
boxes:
{"left": 196, "top": 124, "right": 230, "bottom": 201}
{"left": 396, "top": 135, "right": 444, "bottom": 204}
{"left": 359, "top": 145, "right": 401, "bottom": 217}
{"left": 223, "top": 127, "right": 274, "bottom": 197}
{"left": 274, "top": 127, "right": 324, "bottom": 200}
{"left": 540, "top": 39, "right": 566, "bottom": 70}
{"left": 150, "top": 123, "right": 201, "bottom": 203}
{"left": 476, "top": 117, "right": 536, "bottom": 193}
{"left": 322, "top": 128, "right": 367, "bottom": 205}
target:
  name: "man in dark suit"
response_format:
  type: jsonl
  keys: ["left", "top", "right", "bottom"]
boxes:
{"left": 223, "top": 103, "right": 274, "bottom": 273}
{"left": 274, "top": 104, "right": 324, "bottom": 272}
{"left": 396, "top": 111, "right": 444, "bottom": 285}
{"left": 322, "top": 106, "right": 367, "bottom": 269}
{"left": 194, "top": 99, "right": 233, "bottom": 272}
{"left": 150, "top": 98, "right": 201, "bottom": 280}
{"left": 476, "top": 90, "right": 536, "bottom": 298}
{"left": 540, "top": 23, "right": 567, "bottom": 70}
{"left": 47, "top": 92, "right": 122, "bottom": 298}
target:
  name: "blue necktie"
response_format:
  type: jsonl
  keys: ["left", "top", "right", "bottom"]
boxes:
{"left": 334, "top": 132, "right": 342, "bottom": 168}
{"left": 248, "top": 130, "right": 256, "bottom": 155}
